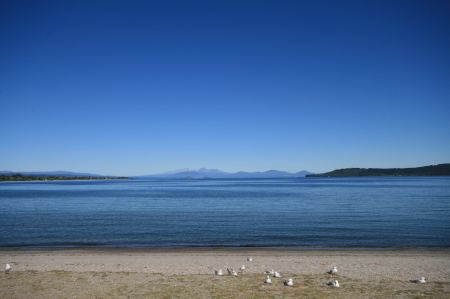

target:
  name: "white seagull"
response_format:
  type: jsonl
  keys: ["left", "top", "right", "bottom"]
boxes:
{"left": 264, "top": 275, "right": 272, "bottom": 284}
{"left": 239, "top": 265, "right": 246, "bottom": 271}
{"left": 247, "top": 257, "right": 253, "bottom": 262}
{"left": 214, "top": 269, "right": 224, "bottom": 276}
{"left": 5, "top": 264, "right": 12, "bottom": 273}
{"left": 415, "top": 277, "right": 427, "bottom": 283}
{"left": 265, "top": 269, "right": 275, "bottom": 275}
{"left": 231, "top": 269, "right": 238, "bottom": 277}
{"left": 328, "top": 280, "right": 340, "bottom": 288}
{"left": 273, "top": 271, "right": 282, "bottom": 278}
{"left": 328, "top": 266, "right": 338, "bottom": 275}
{"left": 284, "top": 278, "right": 294, "bottom": 286}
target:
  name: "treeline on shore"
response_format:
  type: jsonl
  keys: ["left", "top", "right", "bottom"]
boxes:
{"left": 0, "top": 174, "right": 129, "bottom": 181}
{"left": 307, "top": 163, "right": 450, "bottom": 177}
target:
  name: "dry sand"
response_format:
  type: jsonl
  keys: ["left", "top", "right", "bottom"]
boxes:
{"left": 1, "top": 249, "right": 450, "bottom": 298}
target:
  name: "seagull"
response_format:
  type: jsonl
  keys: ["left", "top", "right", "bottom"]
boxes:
{"left": 264, "top": 275, "right": 272, "bottom": 284}
{"left": 5, "top": 264, "right": 12, "bottom": 273}
{"left": 284, "top": 278, "right": 294, "bottom": 286}
{"left": 412, "top": 277, "right": 426, "bottom": 283}
{"left": 214, "top": 269, "right": 224, "bottom": 276}
{"left": 247, "top": 257, "right": 253, "bottom": 262}
{"left": 231, "top": 269, "right": 238, "bottom": 277}
{"left": 239, "top": 265, "right": 246, "bottom": 271}
{"left": 328, "top": 266, "right": 338, "bottom": 275}
{"left": 328, "top": 280, "right": 340, "bottom": 288}
{"left": 265, "top": 269, "right": 275, "bottom": 275}
{"left": 273, "top": 271, "right": 282, "bottom": 278}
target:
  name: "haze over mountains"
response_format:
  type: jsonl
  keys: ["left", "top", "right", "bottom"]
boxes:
{"left": 138, "top": 168, "right": 312, "bottom": 179}
{"left": 0, "top": 168, "right": 312, "bottom": 179}
{"left": 3, "top": 164, "right": 449, "bottom": 179}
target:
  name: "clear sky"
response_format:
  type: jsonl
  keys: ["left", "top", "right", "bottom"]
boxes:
{"left": 1, "top": 0, "right": 449, "bottom": 176}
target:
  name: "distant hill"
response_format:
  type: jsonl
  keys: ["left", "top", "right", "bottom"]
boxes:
{"left": 306, "top": 164, "right": 450, "bottom": 177}
{"left": 0, "top": 170, "right": 105, "bottom": 177}
{"left": 0, "top": 173, "right": 128, "bottom": 181}
{"left": 138, "top": 168, "right": 312, "bottom": 179}
{"left": 0, "top": 170, "right": 130, "bottom": 181}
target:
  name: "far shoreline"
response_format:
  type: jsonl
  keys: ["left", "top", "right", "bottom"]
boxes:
{"left": 0, "top": 178, "right": 130, "bottom": 183}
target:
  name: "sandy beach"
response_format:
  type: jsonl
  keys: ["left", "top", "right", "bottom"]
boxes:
{"left": 1, "top": 249, "right": 450, "bottom": 298}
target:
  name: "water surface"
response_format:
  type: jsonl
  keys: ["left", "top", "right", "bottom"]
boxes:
{"left": 1, "top": 177, "right": 449, "bottom": 248}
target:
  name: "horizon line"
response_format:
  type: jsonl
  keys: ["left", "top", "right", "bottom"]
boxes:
{"left": 2, "top": 163, "right": 449, "bottom": 177}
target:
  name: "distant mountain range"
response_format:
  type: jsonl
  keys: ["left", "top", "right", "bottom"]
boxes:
{"left": 3, "top": 164, "right": 449, "bottom": 180}
{"left": 0, "top": 169, "right": 312, "bottom": 179}
{"left": 137, "top": 168, "right": 312, "bottom": 179}
{"left": 306, "top": 163, "right": 450, "bottom": 177}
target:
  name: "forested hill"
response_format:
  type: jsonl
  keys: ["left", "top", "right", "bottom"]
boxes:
{"left": 0, "top": 174, "right": 128, "bottom": 181}
{"left": 306, "top": 164, "right": 450, "bottom": 177}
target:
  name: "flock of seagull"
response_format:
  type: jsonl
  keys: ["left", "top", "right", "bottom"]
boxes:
{"left": 213, "top": 258, "right": 428, "bottom": 288}
{"left": 4, "top": 261, "right": 428, "bottom": 288}
{"left": 213, "top": 257, "right": 343, "bottom": 288}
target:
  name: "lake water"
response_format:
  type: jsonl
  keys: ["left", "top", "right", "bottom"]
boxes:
{"left": 1, "top": 177, "right": 449, "bottom": 248}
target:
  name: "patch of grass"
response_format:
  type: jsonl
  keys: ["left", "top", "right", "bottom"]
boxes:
{"left": 1, "top": 271, "right": 450, "bottom": 298}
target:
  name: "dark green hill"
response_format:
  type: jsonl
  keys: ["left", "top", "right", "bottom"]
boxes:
{"left": 0, "top": 174, "right": 129, "bottom": 181}
{"left": 307, "top": 164, "right": 450, "bottom": 177}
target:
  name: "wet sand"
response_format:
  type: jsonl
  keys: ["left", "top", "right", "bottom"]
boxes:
{"left": 1, "top": 249, "right": 450, "bottom": 298}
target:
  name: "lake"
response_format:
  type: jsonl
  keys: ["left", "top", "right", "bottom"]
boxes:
{"left": 1, "top": 177, "right": 449, "bottom": 248}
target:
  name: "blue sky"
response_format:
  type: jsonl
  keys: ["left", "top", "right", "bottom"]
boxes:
{"left": 1, "top": 0, "right": 449, "bottom": 176}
